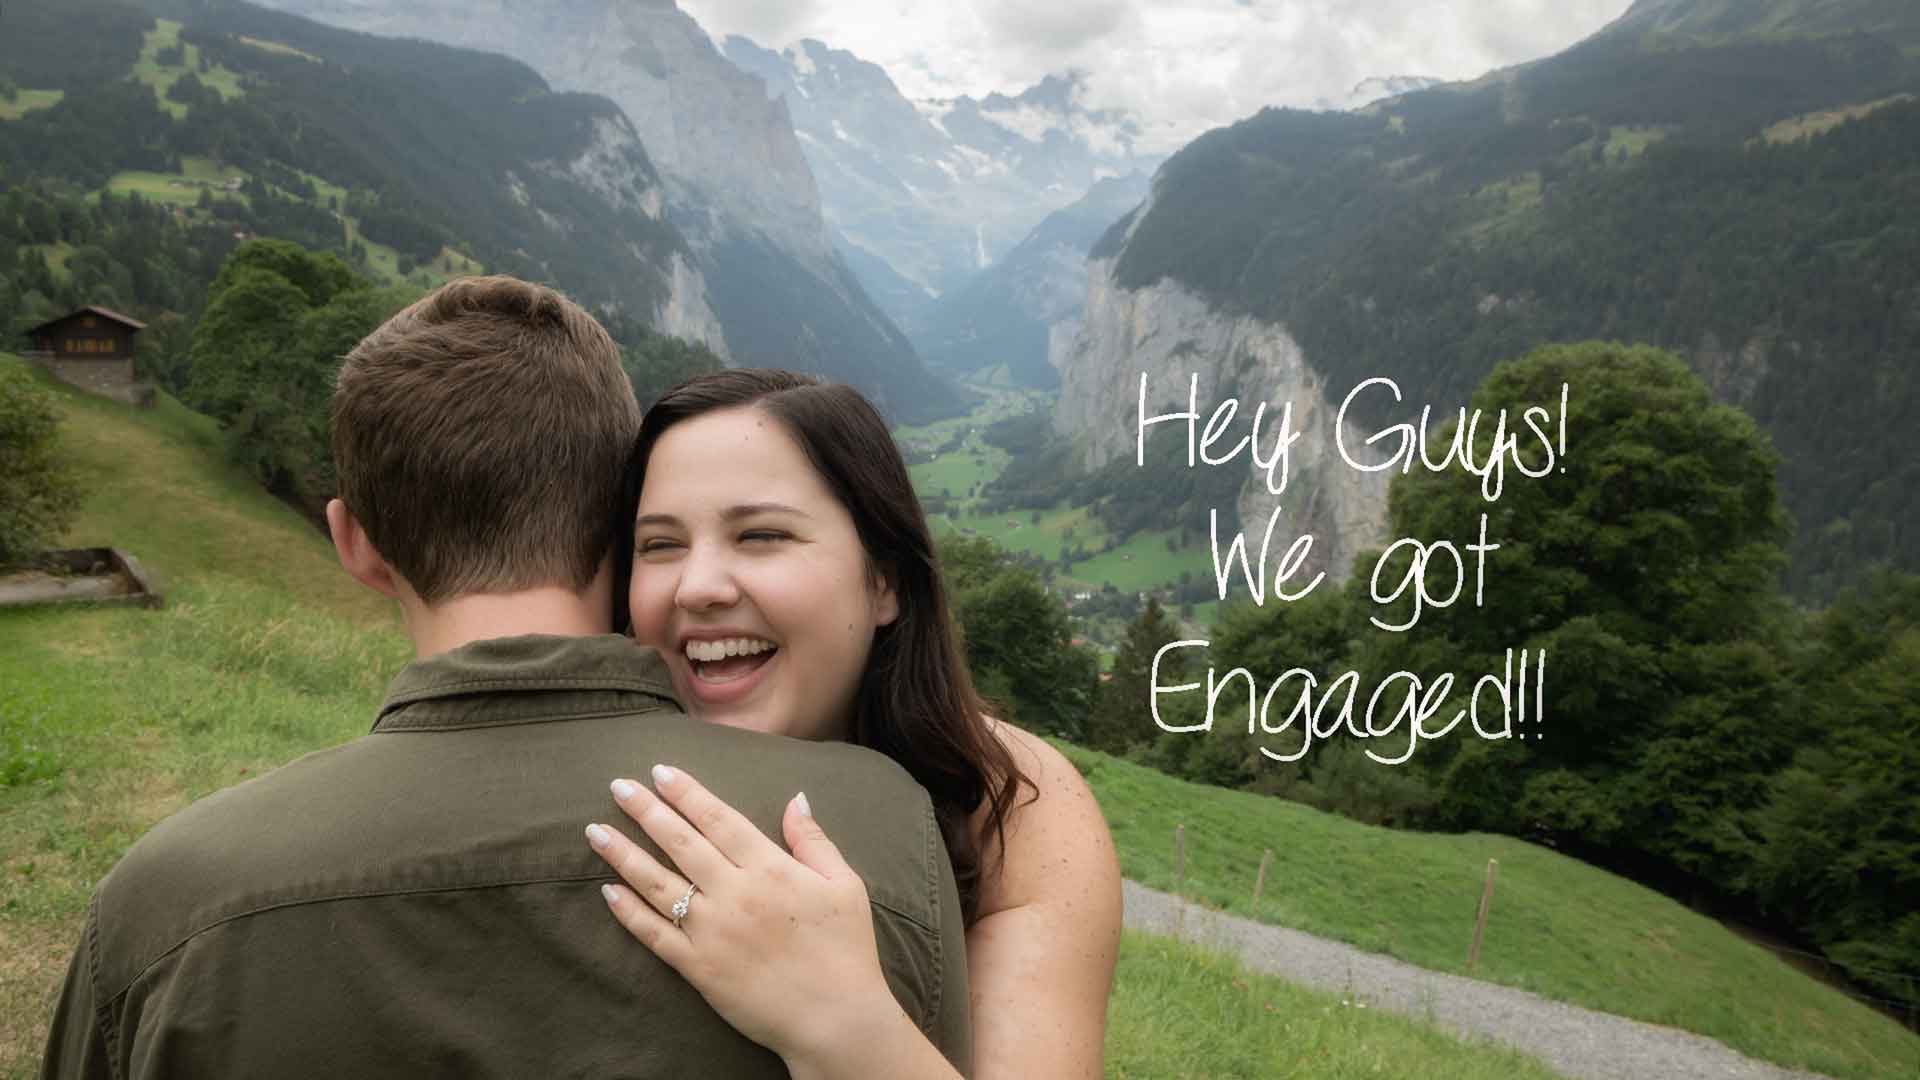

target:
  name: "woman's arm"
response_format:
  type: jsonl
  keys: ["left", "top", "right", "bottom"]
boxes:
{"left": 589, "top": 767, "right": 963, "bottom": 1080}
{"left": 588, "top": 726, "right": 1123, "bottom": 1080}
{"left": 965, "top": 722, "right": 1123, "bottom": 1079}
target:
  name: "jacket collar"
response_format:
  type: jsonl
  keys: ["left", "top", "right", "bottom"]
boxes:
{"left": 373, "top": 634, "right": 678, "bottom": 732}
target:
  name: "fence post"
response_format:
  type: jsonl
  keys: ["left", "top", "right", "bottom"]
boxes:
{"left": 1468, "top": 859, "right": 1498, "bottom": 972}
{"left": 1172, "top": 824, "right": 1187, "bottom": 939}
{"left": 1252, "top": 848, "right": 1273, "bottom": 910}
{"left": 1173, "top": 824, "right": 1187, "bottom": 894}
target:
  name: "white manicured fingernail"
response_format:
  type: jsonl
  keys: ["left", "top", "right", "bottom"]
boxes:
{"left": 611, "top": 778, "right": 639, "bottom": 801}
{"left": 651, "top": 764, "right": 676, "bottom": 787}
{"left": 586, "top": 824, "right": 612, "bottom": 849}
{"left": 795, "top": 791, "right": 812, "bottom": 817}
{"left": 601, "top": 884, "right": 620, "bottom": 906}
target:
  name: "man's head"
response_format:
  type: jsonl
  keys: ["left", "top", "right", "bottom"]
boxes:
{"left": 328, "top": 275, "right": 639, "bottom": 610}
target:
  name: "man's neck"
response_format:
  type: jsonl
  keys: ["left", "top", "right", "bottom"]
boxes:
{"left": 402, "top": 584, "right": 613, "bottom": 660}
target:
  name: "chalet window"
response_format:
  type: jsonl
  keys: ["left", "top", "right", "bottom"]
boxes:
{"left": 82, "top": 316, "right": 97, "bottom": 328}
{"left": 64, "top": 340, "right": 76, "bottom": 354}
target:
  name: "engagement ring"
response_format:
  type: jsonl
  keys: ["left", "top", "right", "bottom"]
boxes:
{"left": 671, "top": 882, "right": 699, "bottom": 929}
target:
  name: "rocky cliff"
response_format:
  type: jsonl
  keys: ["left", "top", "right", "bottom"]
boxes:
{"left": 247, "top": 0, "right": 954, "bottom": 417}
{"left": 1055, "top": 253, "right": 1391, "bottom": 582}
{"left": 920, "top": 173, "right": 1149, "bottom": 387}
{"left": 537, "top": 110, "right": 724, "bottom": 352}
{"left": 722, "top": 38, "right": 1164, "bottom": 335}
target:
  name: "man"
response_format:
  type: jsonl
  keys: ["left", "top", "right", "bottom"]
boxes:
{"left": 41, "top": 277, "right": 970, "bottom": 1078}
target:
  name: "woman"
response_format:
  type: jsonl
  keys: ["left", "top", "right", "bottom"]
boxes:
{"left": 583, "top": 369, "right": 1122, "bottom": 1078}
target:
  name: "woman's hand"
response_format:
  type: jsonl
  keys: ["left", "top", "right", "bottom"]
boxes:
{"left": 585, "top": 765, "right": 955, "bottom": 1080}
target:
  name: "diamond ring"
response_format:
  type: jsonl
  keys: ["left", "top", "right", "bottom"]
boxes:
{"left": 670, "top": 882, "right": 699, "bottom": 929}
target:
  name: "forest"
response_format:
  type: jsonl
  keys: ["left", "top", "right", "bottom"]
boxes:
{"left": 1096, "top": 26, "right": 1920, "bottom": 598}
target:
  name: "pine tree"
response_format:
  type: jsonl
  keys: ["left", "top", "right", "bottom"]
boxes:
{"left": 1088, "top": 596, "right": 1185, "bottom": 754}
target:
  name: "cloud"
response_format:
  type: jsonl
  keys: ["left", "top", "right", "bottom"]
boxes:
{"left": 676, "top": 0, "right": 1635, "bottom": 150}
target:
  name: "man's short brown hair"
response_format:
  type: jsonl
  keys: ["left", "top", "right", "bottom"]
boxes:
{"left": 332, "top": 276, "right": 640, "bottom": 604}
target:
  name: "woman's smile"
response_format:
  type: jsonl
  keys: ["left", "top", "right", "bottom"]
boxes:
{"left": 629, "top": 405, "right": 897, "bottom": 741}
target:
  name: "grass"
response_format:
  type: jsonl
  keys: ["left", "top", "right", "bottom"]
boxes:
{"left": 28, "top": 244, "right": 74, "bottom": 281}
{"left": 0, "top": 90, "right": 63, "bottom": 121}
{"left": 1761, "top": 94, "right": 1917, "bottom": 144}
{"left": 1056, "top": 741, "right": 1920, "bottom": 1080}
{"left": 1459, "top": 172, "right": 1544, "bottom": 247}
{"left": 1, "top": 359, "right": 403, "bottom": 1072}
{"left": 102, "top": 157, "right": 249, "bottom": 208}
{"left": 0, "top": 361, "right": 1587, "bottom": 1078}
{"left": 236, "top": 35, "right": 321, "bottom": 63}
{"left": 1106, "top": 932, "right": 1564, "bottom": 1078}
{"left": 1602, "top": 125, "right": 1672, "bottom": 159}
{"left": 133, "top": 19, "right": 244, "bottom": 119}
{"left": 1062, "top": 527, "right": 1203, "bottom": 592}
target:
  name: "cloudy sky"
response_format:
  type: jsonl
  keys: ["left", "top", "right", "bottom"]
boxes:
{"left": 678, "top": 0, "right": 1636, "bottom": 150}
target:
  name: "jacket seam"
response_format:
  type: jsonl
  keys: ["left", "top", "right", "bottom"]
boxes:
{"left": 105, "top": 872, "right": 936, "bottom": 1002}
{"left": 374, "top": 703, "right": 677, "bottom": 734}
{"left": 382, "top": 676, "right": 675, "bottom": 711}
{"left": 923, "top": 797, "right": 942, "bottom": 1037}
{"left": 88, "top": 893, "right": 125, "bottom": 1080}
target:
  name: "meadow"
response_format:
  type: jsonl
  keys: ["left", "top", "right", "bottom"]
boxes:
{"left": 0, "top": 362, "right": 1596, "bottom": 1077}
{"left": 1061, "top": 740, "right": 1920, "bottom": 1079}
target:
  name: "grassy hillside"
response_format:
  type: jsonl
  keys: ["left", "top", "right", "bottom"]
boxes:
{"left": 1058, "top": 740, "right": 1920, "bottom": 1079}
{"left": 0, "top": 363, "right": 1576, "bottom": 1077}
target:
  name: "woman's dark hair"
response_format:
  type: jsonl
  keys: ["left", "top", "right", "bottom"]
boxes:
{"left": 622, "top": 369, "right": 1032, "bottom": 923}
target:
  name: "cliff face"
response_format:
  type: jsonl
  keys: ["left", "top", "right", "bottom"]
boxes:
{"left": 721, "top": 38, "right": 1165, "bottom": 335}
{"left": 248, "top": 0, "right": 954, "bottom": 417}
{"left": 919, "top": 172, "right": 1149, "bottom": 387}
{"left": 538, "top": 111, "right": 725, "bottom": 352}
{"left": 249, "top": 0, "right": 823, "bottom": 254}
{"left": 1056, "top": 257, "right": 1391, "bottom": 582}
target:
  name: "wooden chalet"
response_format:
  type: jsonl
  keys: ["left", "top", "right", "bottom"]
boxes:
{"left": 26, "top": 305, "right": 146, "bottom": 362}
{"left": 22, "top": 306, "right": 152, "bottom": 406}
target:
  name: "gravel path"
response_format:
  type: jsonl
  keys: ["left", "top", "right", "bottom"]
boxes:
{"left": 1122, "top": 880, "right": 1833, "bottom": 1080}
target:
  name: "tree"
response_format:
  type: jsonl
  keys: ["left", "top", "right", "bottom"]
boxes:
{"left": 619, "top": 330, "right": 723, "bottom": 409}
{"left": 1368, "top": 341, "right": 1794, "bottom": 885}
{"left": 940, "top": 535, "right": 1098, "bottom": 739}
{"left": 1744, "top": 571, "right": 1920, "bottom": 1010}
{"left": 1087, "top": 596, "right": 1185, "bottom": 754}
{"left": 0, "top": 362, "right": 80, "bottom": 568}
{"left": 187, "top": 240, "right": 414, "bottom": 508}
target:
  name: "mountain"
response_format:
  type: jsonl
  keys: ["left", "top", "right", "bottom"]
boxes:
{"left": 0, "top": 0, "right": 716, "bottom": 344}
{"left": 240, "top": 0, "right": 957, "bottom": 421}
{"left": 918, "top": 172, "right": 1150, "bottom": 388}
{"left": 1057, "top": 0, "right": 1920, "bottom": 594}
{"left": 1314, "top": 75, "right": 1446, "bottom": 112}
{"left": 720, "top": 38, "right": 1165, "bottom": 337}
{"left": 1606, "top": 0, "right": 1920, "bottom": 49}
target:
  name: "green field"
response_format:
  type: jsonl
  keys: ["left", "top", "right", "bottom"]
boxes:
{"left": 1107, "top": 932, "right": 1564, "bottom": 1078}
{"left": 1602, "top": 124, "right": 1673, "bottom": 158}
{"left": 1762, "top": 94, "right": 1917, "bottom": 144}
{"left": 102, "top": 156, "right": 249, "bottom": 207}
{"left": 133, "top": 19, "right": 245, "bottom": 119}
{"left": 903, "top": 388, "right": 1222, "bottom": 629}
{"left": 0, "top": 361, "right": 1589, "bottom": 1078}
{"left": 0, "top": 89, "right": 63, "bottom": 121}
{"left": 1059, "top": 741, "right": 1920, "bottom": 1080}
{"left": 236, "top": 35, "right": 321, "bottom": 63}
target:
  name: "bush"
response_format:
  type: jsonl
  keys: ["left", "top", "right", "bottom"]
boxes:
{"left": 0, "top": 362, "right": 81, "bottom": 567}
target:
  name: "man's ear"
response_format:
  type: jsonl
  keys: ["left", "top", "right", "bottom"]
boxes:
{"left": 326, "top": 498, "right": 402, "bottom": 599}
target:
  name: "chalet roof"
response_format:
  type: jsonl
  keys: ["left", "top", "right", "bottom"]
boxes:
{"left": 26, "top": 305, "right": 148, "bottom": 335}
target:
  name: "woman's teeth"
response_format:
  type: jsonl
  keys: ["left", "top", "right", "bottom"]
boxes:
{"left": 684, "top": 637, "right": 776, "bottom": 663}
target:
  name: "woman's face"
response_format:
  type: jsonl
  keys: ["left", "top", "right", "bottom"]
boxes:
{"left": 628, "top": 406, "right": 898, "bottom": 741}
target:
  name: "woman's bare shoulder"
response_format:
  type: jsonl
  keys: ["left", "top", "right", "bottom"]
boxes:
{"left": 973, "top": 718, "right": 1120, "bottom": 918}
{"left": 964, "top": 720, "right": 1121, "bottom": 1078}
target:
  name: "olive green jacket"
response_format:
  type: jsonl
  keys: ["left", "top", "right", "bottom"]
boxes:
{"left": 41, "top": 634, "right": 970, "bottom": 1079}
